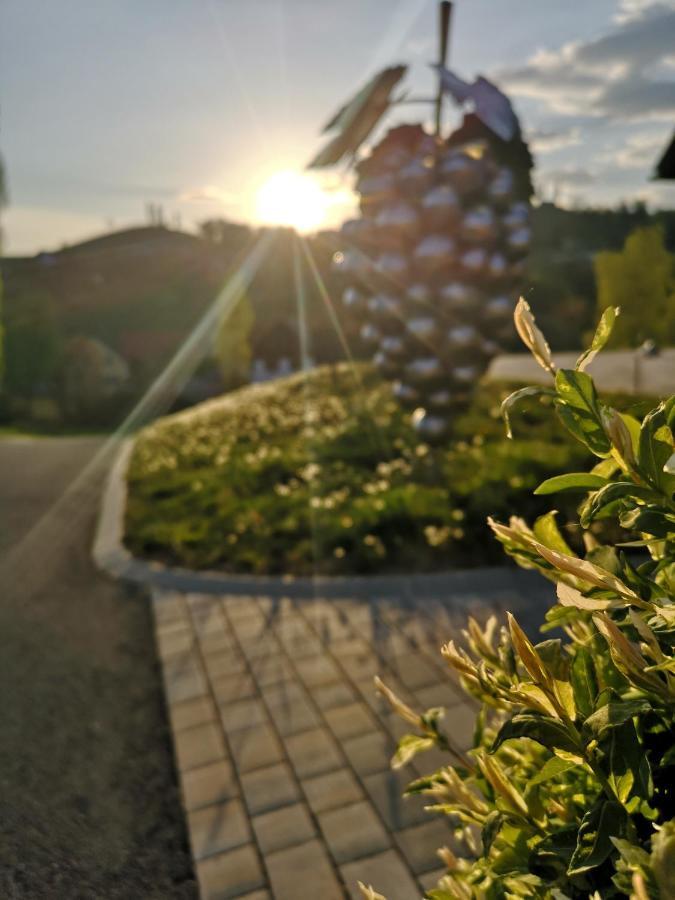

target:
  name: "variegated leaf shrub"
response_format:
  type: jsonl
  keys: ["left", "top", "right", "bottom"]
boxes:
{"left": 368, "top": 302, "right": 675, "bottom": 899}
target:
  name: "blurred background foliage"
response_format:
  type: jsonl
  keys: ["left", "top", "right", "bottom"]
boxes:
{"left": 594, "top": 224, "right": 675, "bottom": 348}
{"left": 1, "top": 201, "right": 674, "bottom": 429}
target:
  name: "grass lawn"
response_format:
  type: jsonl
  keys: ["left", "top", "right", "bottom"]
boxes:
{"left": 125, "top": 363, "right": 648, "bottom": 576}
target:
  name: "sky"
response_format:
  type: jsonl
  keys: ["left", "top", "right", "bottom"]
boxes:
{"left": 1, "top": 0, "right": 674, "bottom": 255}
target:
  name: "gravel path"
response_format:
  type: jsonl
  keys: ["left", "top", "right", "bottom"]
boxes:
{"left": 0, "top": 436, "right": 196, "bottom": 899}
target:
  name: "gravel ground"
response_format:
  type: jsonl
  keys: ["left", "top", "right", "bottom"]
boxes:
{"left": 0, "top": 436, "right": 196, "bottom": 899}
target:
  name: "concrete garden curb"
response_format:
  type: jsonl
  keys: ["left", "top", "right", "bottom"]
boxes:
{"left": 94, "top": 435, "right": 545, "bottom": 602}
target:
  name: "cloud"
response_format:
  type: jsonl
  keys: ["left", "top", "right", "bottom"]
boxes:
{"left": 179, "top": 185, "right": 237, "bottom": 205}
{"left": 600, "top": 129, "right": 670, "bottom": 169}
{"left": 544, "top": 167, "right": 597, "bottom": 186}
{"left": 499, "top": 4, "right": 675, "bottom": 121}
{"left": 527, "top": 125, "right": 582, "bottom": 153}
{"left": 614, "top": 0, "right": 670, "bottom": 23}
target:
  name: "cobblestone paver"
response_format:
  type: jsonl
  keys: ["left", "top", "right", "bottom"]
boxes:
{"left": 153, "top": 577, "right": 550, "bottom": 898}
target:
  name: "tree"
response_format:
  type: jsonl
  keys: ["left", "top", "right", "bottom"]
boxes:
{"left": 214, "top": 294, "right": 254, "bottom": 390}
{"left": 58, "top": 335, "right": 130, "bottom": 424}
{"left": 594, "top": 225, "right": 675, "bottom": 347}
{"left": 3, "top": 289, "right": 62, "bottom": 402}
{"left": 0, "top": 152, "right": 6, "bottom": 385}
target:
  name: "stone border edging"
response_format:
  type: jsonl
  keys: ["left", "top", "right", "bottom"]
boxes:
{"left": 94, "top": 436, "right": 542, "bottom": 601}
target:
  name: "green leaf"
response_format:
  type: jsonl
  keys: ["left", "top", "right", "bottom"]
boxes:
{"left": 619, "top": 506, "right": 675, "bottom": 538}
{"left": 391, "top": 734, "right": 434, "bottom": 769}
{"left": 481, "top": 810, "right": 505, "bottom": 857}
{"left": 534, "top": 638, "right": 569, "bottom": 680}
{"left": 585, "top": 545, "right": 622, "bottom": 578}
{"left": 620, "top": 412, "right": 641, "bottom": 458}
{"left": 651, "top": 819, "right": 675, "bottom": 897}
{"left": 611, "top": 837, "right": 651, "bottom": 870}
{"left": 638, "top": 397, "right": 675, "bottom": 494}
{"left": 473, "top": 705, "right": 487, "bottom": 749}
{"left": 491, "top": 825, "right": 531, "bottom": 874}
{"left": 403, "top": 774, "right": 438, "bottom": 795}
{"left": 554, "top": 369, "right": 612, "bottom": 456}
{"left": 533, "top": 511, "right": 574, "bottom": 556}
{"left": 491, "top": 714, "right": 578, "bottom": 755}
{"left": 567, "top": 800, "right": 626, "bottom": 876}
{"left": 528, "top": 755, "right": 581, "bottom": 787}
{"left": 583, "top": 700, "right": 651, "bottom": 739}
{"left": 604, "top": 720, "right": 652, "bottom": 805}
{"left": 534, "top": 473, "right": 608, "bottom": 495}
{"left": 570, "top": 647, "right": 597, "bottom": 720}
{"left": 420, "top": 707, "right": 445, "bottom": 732}
{"left": 592, "top": 457, "right": 620, "bottom": 478}
{"left": 501, "top": 386, "right": 554, "bottom": 439}
{"left": 535, "top": 826, "right": 578, "bottom": 867}
{"left": 576, "top": 306, "right": 619, "bottom": 371}
{"left": 645, "top": 657, "right": 675, "bottom": 674}
{"left": 580, "top": 481, "right": 653, "bottom": 528}
{"left": 543, "top": 604, "right": 584, "bottom": 631}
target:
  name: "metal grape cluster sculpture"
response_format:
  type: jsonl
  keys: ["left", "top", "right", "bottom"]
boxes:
{"left": 309, "top": 2, "right": 534, "bottom": 440}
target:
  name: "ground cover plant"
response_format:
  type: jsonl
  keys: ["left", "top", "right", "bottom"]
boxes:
{"left": 125, "top": 363, "right": 646, "bottom": 576}
{"left": 367, "top": 303, "right": 675, "bottom": 899}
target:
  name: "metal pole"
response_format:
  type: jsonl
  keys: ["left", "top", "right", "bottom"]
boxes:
{"left": 434, "top": 0, "right": 453, "bottom": 137}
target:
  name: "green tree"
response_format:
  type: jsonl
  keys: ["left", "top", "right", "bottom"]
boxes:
{"left": 214, "top": 294, "right": 254, "bottom": 390}
{"left": 4, "top": 289, "right": 61, "bottom": 401}
{"left": 594, "top": 224, "right": 675, "bottom": 346}
{"left": 0, "top": 153, "right": 6, "bottom": 385}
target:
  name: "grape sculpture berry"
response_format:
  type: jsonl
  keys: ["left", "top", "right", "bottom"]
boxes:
{"left": 334, "top": 115, "right": 533, "bottom": 440}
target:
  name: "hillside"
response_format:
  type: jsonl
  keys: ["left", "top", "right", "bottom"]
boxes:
{"left": 2, "top": 203, "right": 674, "bottom": 427}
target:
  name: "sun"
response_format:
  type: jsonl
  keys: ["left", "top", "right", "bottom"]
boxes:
{"left": 254, "top": 170, "right": 329, "bottom": 232}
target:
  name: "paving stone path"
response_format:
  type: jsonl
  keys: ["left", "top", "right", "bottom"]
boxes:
{"left": 153, "top": 577, "right": 549, "bottom": 899}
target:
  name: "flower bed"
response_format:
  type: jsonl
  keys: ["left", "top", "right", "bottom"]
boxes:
{"left": 125, "top": 363, "right": 646, "bottom": 575}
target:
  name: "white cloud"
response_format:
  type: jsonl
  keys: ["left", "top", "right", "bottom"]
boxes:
{"left": 527, "top": 125, "right": 582, "bottom": 153}
{"left": 545, "top": 166, "right": 597, "bottom": 186}
{"left": 614, "top": 0, "right": 674, "bottom": 24}
{"left": 499, "top": 4, "right": 675, "bottom": 121}
{"left": 599, "top": 129, "right": 670, "bottom": 169}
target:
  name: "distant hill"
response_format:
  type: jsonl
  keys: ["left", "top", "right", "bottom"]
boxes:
{"left": 2, "top": 226, "right": 225, "bottom": 383}
{"left": 1, "top": 203, "right": 674, "bottom": 426}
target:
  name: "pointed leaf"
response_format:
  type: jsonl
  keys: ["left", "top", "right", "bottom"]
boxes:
{"left": 576, "top": 307, "right": 619, "bottom": 371}
{"left": 491, "top": 713, "right": 578, "bottom": 754}
{"left": 528, "top": 755, "right": 581, "bottom": 787}
{"left": 567, "top": 800, "right": 626, "bottom": 876}
{"left": 481, "top": 810, "right": 505, "bottom": 857}
{"left": 555, "top": 369, "right": 612, "bottom": 456}
{"left": 580, "top": 482, "right": 654, "bottom": 528}
{"left": 514, "top": 297, "right": 555, "bottom": 373}
{"left": 638, "top": 397, "right": 675, "bottom": 494}
{"left": 501, "top": 386, "right": 553, "bottom": 439}
{"left": 665, "top": 451, "right": 675, "bottom": 475}
{"left": 391, "top": 734, "right": 435, "bottom": 769}
{"left": 533, "top": 511, "right": 574, "bottom": 556}
{"left": 603, "top": 720, "right": 652, "bottom": 805}
{"left": 557, "top": 582, "right": 617, "bottom": 612}
{"left": 535, "top": 473, "right": 608, "bottom": 495}
{"left": 570, "top": 647, "right": 597, "bottom": 719}
{"left": 583, "top": 700, "right": 651, "bottom": 739}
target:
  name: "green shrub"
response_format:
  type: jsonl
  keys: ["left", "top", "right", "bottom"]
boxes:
{"left": 125, "top": 362, "right": 646, "bottom": 576}
{"left": 370, "top": 303, "right": 675, "bottom": 899}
